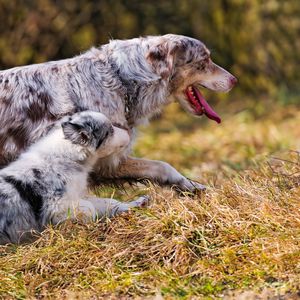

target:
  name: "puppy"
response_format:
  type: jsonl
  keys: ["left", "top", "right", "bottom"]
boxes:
{"left": 0, "top": 111, "right": 148, "bottom": 245}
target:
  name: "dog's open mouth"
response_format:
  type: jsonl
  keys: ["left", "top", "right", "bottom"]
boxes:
{"left": 185, "top": 86, "right": 221, "bottom": 124}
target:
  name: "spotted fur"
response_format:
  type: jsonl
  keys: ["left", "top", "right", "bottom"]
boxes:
{"left": 0, "top": 34, "right": 236, "bottom": 190}
{"left": 0, "top": 111, "right": 150, "bottom": 244}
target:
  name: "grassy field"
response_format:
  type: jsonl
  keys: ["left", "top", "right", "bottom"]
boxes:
{"left": 0, "top": 99, "right": 300, "bottom": 299}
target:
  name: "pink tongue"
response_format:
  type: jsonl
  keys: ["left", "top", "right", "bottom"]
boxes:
{"left": 193, "top": 87, "right": 221, "bottom": 124}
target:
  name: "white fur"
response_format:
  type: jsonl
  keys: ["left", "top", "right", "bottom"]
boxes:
{"left": 0, "top": 111, "right": 149, "bottom": 244}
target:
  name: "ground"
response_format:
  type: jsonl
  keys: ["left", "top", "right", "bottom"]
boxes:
{"left": 0, "top": 98, "right": 299, "bottom": 299}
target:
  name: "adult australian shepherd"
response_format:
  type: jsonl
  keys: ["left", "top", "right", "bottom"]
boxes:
{"left": 0, "top": 34, "right": 237, "bottom": 192}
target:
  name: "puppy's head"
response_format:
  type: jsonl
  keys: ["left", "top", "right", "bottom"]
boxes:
{"left": 146, "top": 34, "right": 237, "bottom": 123}
{"left": 62, "top": 111, "right": 130, "bottom": 158}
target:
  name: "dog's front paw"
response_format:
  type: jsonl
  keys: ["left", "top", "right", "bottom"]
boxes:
{"left": 158, "top": 161, "right": 206, "bottom": 194}
{"left": 175, "top": 178, "right": 206, "bottom": 194}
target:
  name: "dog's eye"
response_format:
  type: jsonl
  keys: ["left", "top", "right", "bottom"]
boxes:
{"left": 203, "top": 57, "right": 210, "bottom": 64}
{"left": 196, "top": 57, "right": 210, "bottom": 71}
{"left": 196, "top": 63, "right": 205, "bottom": 71}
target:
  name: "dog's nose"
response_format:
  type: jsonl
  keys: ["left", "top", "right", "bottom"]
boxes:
{"left": 230, "top": 76, "right": 238, "bottom": 86}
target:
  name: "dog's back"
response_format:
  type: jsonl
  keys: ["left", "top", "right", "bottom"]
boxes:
{"left": 0, "top": 59, "right": 77, "bottom": 167}
{"left": 0, "top": 47, "right": 126, "bottom": 167}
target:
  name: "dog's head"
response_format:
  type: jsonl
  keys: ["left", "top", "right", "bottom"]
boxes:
{"left": 61, "top": 111, "right": 130, "bottom": 158}
{"left": 146, "top": 34, "right": 237, "bottom": 123}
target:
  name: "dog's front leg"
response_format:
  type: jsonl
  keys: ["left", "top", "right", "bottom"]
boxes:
{"left": 112, "top": 157, "right": 206, "bottom": 192}
{"left": 50, "top": 196, "right": 150, "bottom": 224}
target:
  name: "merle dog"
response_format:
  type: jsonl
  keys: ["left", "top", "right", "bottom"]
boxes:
{"left": 0, "top": 34, "right": 237, "bottom": 191}
{"left": 0, "top": 111, "right": 149, "bottom": 244}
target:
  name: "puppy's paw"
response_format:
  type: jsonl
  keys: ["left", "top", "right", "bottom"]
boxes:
{"left": 131, "top": 195, "right": 151, "bottom": 208}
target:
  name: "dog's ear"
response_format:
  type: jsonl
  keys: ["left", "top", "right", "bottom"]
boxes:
{"left": 146, "top": 39, "right": 186, "bottom": 79}
{"left": 62, "top": 121, "right": 91, "bottom": 146}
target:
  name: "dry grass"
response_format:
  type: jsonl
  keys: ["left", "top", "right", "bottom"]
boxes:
{"left": 1, "top": 99, "right": 300, "bottom": 299}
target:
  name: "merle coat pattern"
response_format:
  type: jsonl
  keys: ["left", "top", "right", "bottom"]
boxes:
{"left": 0, "top": 34, "right": 236, "bottom": 191}
{"left": 0, "top": 111, "right": 149, "bottom": 244}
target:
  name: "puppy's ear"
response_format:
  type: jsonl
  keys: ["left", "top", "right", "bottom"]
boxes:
{"left": 146, "top": 40, "right": 184, "bottom": 79}
{"left": 62, "top": 121, "right": 91, "bottom": 146}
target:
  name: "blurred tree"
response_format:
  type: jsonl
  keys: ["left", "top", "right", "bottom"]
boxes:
{"left": 0, "top": 0, "right": 299, "bottom": 97}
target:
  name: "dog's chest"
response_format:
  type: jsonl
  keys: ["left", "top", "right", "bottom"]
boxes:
{"left": 65, "top": 170, "right": 88, "bottom": 201}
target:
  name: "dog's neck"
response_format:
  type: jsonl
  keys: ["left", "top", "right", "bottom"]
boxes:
{"left": 107, "top": 59, "right": 139, "bottom": 126}
{"left": 106, "top": 50, "right": 171, "bottom": 127}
